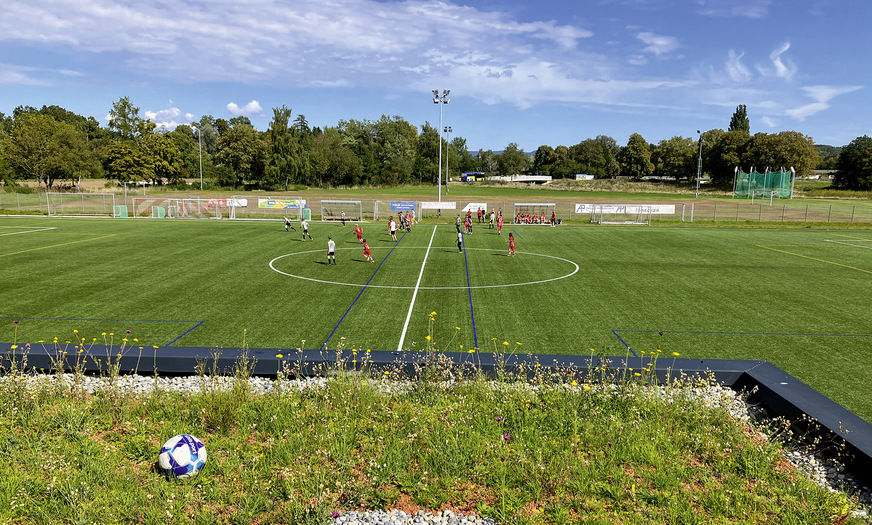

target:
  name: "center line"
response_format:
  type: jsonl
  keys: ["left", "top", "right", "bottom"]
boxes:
{"left": 397, "top": 225, "right": 437, "bottom": 351}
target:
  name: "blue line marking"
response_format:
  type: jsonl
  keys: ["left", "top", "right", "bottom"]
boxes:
{"left": 1, "top": 316, "right": 203, "bottom": 349}
{"left": 511, "top": 229, "right": 523, "bottom": 239}
{"left": 166, "top": 321, "right": 205, "bottom": 347}
{"left": 320, "top": 231, "right": 407, "bottom": 351}
{"left": 611, "top": 330, "right": 638, "bottom": 357}
{"left": 461, "top": 233, "right": 479, "bottom": 349}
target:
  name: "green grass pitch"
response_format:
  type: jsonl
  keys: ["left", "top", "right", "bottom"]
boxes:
{"left": 2, "top": 216, "right": 872, "bottom": 421}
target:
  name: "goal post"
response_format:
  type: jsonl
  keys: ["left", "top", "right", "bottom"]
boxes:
{"left": 512, "top": 203, "right": 557, "bottom": 225}
{"left": 590, "top": 204, "right": 652, "bottom": 225}
{"left": 230, "top": 195, "right": 305, "bottom": 220}
{"left": 320, "top": 200, "right": 362, "bottom": 222}
{"left": 374, "top": 200, "right": 419, "bottom": 222}
{"left": 46, "top": 193, "right": 116, "bottom": 216}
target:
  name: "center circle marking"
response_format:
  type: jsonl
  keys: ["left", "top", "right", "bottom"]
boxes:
{"left": 269, "top": 247, "right": 578, "bottom": 290}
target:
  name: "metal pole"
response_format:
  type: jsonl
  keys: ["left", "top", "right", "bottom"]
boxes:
{"left": 444, "top": 125, "right": 452, "bottom": 195}
{"left": 198, "top": 127, "right": 203, "bottom": 191}
{"left": 696, "top": 132, "right": 703, "bottom": 198}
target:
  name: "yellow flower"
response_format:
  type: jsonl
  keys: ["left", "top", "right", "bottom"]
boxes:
{"left": 122, "top": 338, "right": 128, "bottom": 342}
{"left": 430, "top": 311, "right": 437, "bottom": 316}
{"left": 425, "top": 335, "right": 431, "bottom": 341}
{"left": 153, "top": 345, "right": 159, "bottom": 349}
{"left": 502, "top": 341, "right": 509, "bottom": 346}
{"left": 467, "top": 349, "right": 475, "bottom": 354}
{"left": 10, "top": 345, "right": 17, "bottom": 350}
{"left": 352, "top": 360, "right": 357, "bottom": 364}
{"left": 455, "top": 327, "right": 460, "bottom": 330}
{"left": 276, "top": 354, "right": 284, "bottom": 358}
{"left": 570, "top": 380, "right": 578, "bottom": 386}
{"left": 634, "top": 373, "right": 641, "bottom": 377}
{"left": 384, "top": 371, "right": 390, "bottom": 375}
{"left": 673, "top": 352, "right": 680, "bottom": 357}
{"left": 583, "top": 385, "right": 591, "bottom": 391}
{"left": 101, "top": 332, "right": 106, "bottom": 336}
{"left": 73, "top": 330, "right": 78, "bottom": 333}
{"left": 133, "top": 338, "right": 138, "bottom": 342}
{"left": 516, "top": 342, "right": 522, "bottom": 345}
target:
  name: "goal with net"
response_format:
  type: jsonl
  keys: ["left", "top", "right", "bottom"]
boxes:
{"left": 512, "top": 203, "right": 557, "bottom": 225}
{"left": 231, "top": 196, "right": 306, "bottom": 220}
{"left": 130, "top": 197, "right": 232, "bottom": 219}
{"left": 47, "top": 193, "right": 116, "bottom": 216}
{"left": 320, "top": 200, "right": 362, "bottom": 222}
{"left": 374, "top": 200, "right": 418, "bottom": 222}
{"left": 589, "top": 204, "right": 652, "bottom": 225}
{"left": 733, "top": 167, "right": 795, "bottom": 199}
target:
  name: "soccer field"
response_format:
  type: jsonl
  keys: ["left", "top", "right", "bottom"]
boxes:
{"left": 2, "top": 215, "right": 872, "bottom": 419}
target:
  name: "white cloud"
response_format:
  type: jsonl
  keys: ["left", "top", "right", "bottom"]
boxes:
{"left": 695, "top": 0, "right": 772, "bottom": 19}
{"left": 785, "top": 85, "right": 863, "bottom": 121}
{"left": 725, "top": 50, "right": 752, "bottom": 83}
{"left": 636, "top": 32, "right": 679, "bottom": 56}
{"left": 227, "top": 100, "right": 264, "bottom": 117}
{"left": 760, "top": 115, "right": 776, "bottom": 128}
{"left": 757, "top": 42, "right": 796, "bottom": 81}
{"left": 144, "top": 106, "right": 195, "bottom": 129}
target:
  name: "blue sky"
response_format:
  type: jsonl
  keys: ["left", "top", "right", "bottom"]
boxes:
{"left": 1, "top": 0, "right": 868, "bottom": 151}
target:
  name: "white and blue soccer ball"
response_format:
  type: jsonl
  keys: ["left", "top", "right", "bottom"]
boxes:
{"left": 158, "top": 434, "right": 207, "bottom": 479}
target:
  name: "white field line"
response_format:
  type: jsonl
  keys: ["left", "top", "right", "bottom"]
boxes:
{"left": 397, "top": 225, "right": 437, "bottom": 352}
{"left": 0, "top": 227, "right": 57, "bottom": 236}
{"left": 825, "top": 239, "right": 872, "bottom": 250}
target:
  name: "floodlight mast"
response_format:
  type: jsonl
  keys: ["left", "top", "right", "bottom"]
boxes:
{"left": 192, "top": 124, "right": 204, "bottom": 191}
{"left": 433, "top": 89, "right": 450, "bottom": 205}
{"left": 444, "top": 125, "right": 452, "bottom": 193}
{"left": 696, "top": 130, "right": 703, "bottom": 198}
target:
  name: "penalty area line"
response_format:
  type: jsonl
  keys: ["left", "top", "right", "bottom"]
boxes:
{"left": 396, "top": 225, "right": 437, "bottom": 351}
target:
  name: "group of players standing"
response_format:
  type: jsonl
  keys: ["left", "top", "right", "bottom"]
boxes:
{"left": 285, "top": 206, "right": 516, "bottom": 265}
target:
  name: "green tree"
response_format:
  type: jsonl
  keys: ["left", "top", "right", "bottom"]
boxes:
{"left": 310, "top": 130, "right": 363, "bottom": 187}
{"left": 3, "top": 113, "right": 97, "bottom": 188}
{"left": 266, "top": 106, "right": 309, "bottom": 189}
{"left": 652, "top": 136, "right": 696, "bottom": 180}
{"left": 569, "top": 138, "right": 620, "bottom": 178}
{"left": 833, "top": 135, "right": 872, "bottom": 191}
{"left": 477, "top": 149, "right": 498, "bottom": 176}
{"left": 141, "top": 132, "right": 183, "bottom": 185}
{"left": 617, "top": 133, "right": 654, "bottom": 179}
{"left": 373, "top": 115, "right": 417, "bottom": 185}
{"left": 102, "top": 140, "right": 153, "bottom": 183}
{"left": 533, "top": 145, "right": 557, "bottom": 176}
{"left": 107, "top": 96, "right": 144, "bottom": 140}
{"left": 729, "top": 104, "right": 750, "bottom": 133}
{"left": 215, "top": 124, "right": 267, "bottom": 188}
{"left": 497, "top": 142, "right": 526, "bottom": 176}
{"left": 706, "top": 130, "right": 750, "bottom": 184}
{"left": 747, "top": 131, "right": 818, "bottom": 177}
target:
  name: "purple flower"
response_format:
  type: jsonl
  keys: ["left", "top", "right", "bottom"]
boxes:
{"left": 126, "top": 329, "right": 132, "bottom": 333}
{"left": 13, "top": 320, "right": 18, "bottom": 324}
{"left": 502, "top": 433, "right": 511, "bottom": 441}
{"left": 496, "top": 416, "right": 504, "bottom": 423}
{"left": 607, "top": 441, "right": 613, "bottom": 446}
{"left": 25, "top": 343, "right": 30, "bottom": 349}
{"left": 500, "top": 455, "right": 506, "bottom": 461}
{"left": 332, "top": 511, "right": 339, "bottom": 518}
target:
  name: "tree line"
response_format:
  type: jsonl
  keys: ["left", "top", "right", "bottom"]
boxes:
{"left": 1, "top": 99, "right": 870, "bottom": 190}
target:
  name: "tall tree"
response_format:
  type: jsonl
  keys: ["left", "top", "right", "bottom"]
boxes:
{"left": 729, "top": 105, "right": 750, "bottom": 133}
{"left": 266, "top": 106, "right": 309, "bottom": 189}
{"left": 833, "top": 135, "right": 872, "bottom": 191}
{"left": 652, "top": 136, "right": 696, "bottom": 180}
{"left": 102, "top": 141, "right": 153, "bottom": 183}
{"left": 617, "top": 133, "right": 654, "bottom": 179}
{"left": 107, "top": 96, "right": 144, "bottom": 140}
{"left": 215, "top": 124, "right": 267, "bottom": 188}
{"left": 373, "top": 115, "right": 416, "bottom": 185}
{"left": 141, "top": 132, "right": 183, "bottom": 185}
{"left": 3, "top": 113, "right": 96, "bottom": 188}
{"left": 497, "top": 142, "right": 526, "bottom": 176}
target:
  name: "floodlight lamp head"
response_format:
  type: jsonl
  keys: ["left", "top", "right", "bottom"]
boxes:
{"left": 434, "top": 98, "right": 439, "bottom": 104}
{"left": 443, "top": 89, "right": 450, "bottom": 96}
{"left": 432, "top": 89, "right": 439, "bottom": 96}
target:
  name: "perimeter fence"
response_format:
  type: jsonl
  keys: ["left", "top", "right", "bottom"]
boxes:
{"left": 3, "top": 189, "right": 872, "bottom": 225}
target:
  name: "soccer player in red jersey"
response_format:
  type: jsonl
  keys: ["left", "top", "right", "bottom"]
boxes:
{"left": 497, "top": 212, "right": 503, "bottom": 235}
{"left": 354, "top": 224, "right": 363, "bottom": 243}
{"left": 362, "top": 239, "right": 374, "bottom": 262}
{"left": 507, "top": 232, "right": 515, "bottom": 256}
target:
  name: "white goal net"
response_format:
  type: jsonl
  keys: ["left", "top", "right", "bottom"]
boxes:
{"left": 512, "top": 203, "right": 557, "bottom": 225}
{"left": 47, "top": 193, "right": 116, "bottom": 216}
{"left": 131, "top": 197, "right": 234, "bottom": 219}
{"left": 231, "top": 195, "right": 306, "bottom": 220}
{"left": 320, "top": 200, "right": 362, "bottom": 222}
{"left": 590, "top": 204, "right": 652, "bottom": 225}
{"left": 374, "top": 200, "right": 419, "bottom": 222}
